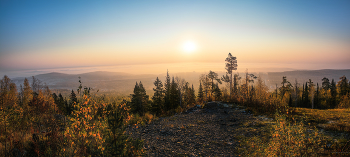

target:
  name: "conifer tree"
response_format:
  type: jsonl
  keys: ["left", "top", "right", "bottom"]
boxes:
{"left": 208, "top": 70, "right": 222, "bottom": 100}
{"left": 175, "top": 77, "right": 186, "bottom": 108}
{"left": 24, "top": 78, "right": 33, "bottom": 104}
{"left": 233, "top": 73, "right": 241, "bottom": 96}
{"left": 152, "top": 77, "right": 164, "bottom": 116}
{"left": 301, "top": 84, "right": 304, "bottom": 106}
{"left": 303, "top": 82, "right": 309, "bottom": 108}
{"left": 294, "top": 79, "right": 299, "bottom": 107}
{"left": 213, "top": 83, "right": 222, "bottom": 101}
{"left": 280, "top": 76, "right": 293, "bottom": 99}
{"left": 190, "top": 84, "right": 196, "bottom": 105}
{"left": 322, "top": 77, "right": 330, "bottom": 90}
{"left": 308, "top": 79, "right": 315, "bottom": 109}
{"left": 68, "top": 90, "right": 78, "bottom": 115}
{"left": 199, "top": 74, "right": 210, "bottom": 102}
{"left": 315, "top": 83, "right": 319, "bottom": 109}
{"left": 19, "top": 78, "right": 33, "bottom": 112}
{"left": 221, "top": 74, "right": 230, "bottom": 88}
{"left": 330, "top": 79, "right": 337, "bottom": 108}
{"left": 183, "top": 83, "right": 196, "bottom": 107}
{"left": 130, "top": 81, "right": 149, "bottom": 116}
{"left": 139, "top": 82, "right": 149, "bottom": 114}
{"left": 224, "top": 53, "right": 238, "bottom": 96}
{"left": 31, "top": 76, "right": 42, "bottom": 95}
{"left": 169, "top": 77, "right": 180, "bottom": 111}
{"left": 70, "top": 90, "right": 78, "bottom": 105}
{"left": 338, "top": 76, "right": 349, "bottom": 97}
{"left": 197, "top": 82, "right": 204, "bottom": 103}
{"left": 55, "top": 93, "right": 68, "bottom": 115}
{"left": 164, "top": 70, "right": 171, "bottom": 111}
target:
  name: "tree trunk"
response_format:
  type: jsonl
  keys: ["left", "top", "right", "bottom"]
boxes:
{"left": 230, "top": 73, "right": 232, "bottom": 98}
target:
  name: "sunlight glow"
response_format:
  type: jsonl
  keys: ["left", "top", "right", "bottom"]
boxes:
{"left": 182, "top": 40, "right": 197, "bottom": 53}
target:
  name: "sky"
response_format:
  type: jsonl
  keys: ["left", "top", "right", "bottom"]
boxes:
{"left": 1, "top": 0, "right": 350, "bottom": 78}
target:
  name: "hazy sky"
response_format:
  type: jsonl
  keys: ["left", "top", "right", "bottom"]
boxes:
{"left": 1, "top": 0, "right": 350, "bottom": 77}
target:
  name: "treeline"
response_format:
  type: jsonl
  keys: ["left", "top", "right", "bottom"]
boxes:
{"left": 129, "top": 71, "right": 196, "bottom": 117}
{"left": 272, "top": 75, "right": 350, "bottom": 109}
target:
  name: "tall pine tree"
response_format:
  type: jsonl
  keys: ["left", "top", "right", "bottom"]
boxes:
{"left": 164, "top": 70, "right": 171, "bottom": 111}
{"left": 169, "top": 77, "right": 180, "bottom": 111}
{"left": 152, "top": 77, "right": 164, "bottom": 116}
{"left": 338, "top": 76, "right": 349, "bottom": 97}
{"left": 197, "top": 82, "right": 204, "bottom": 103}
{"left": 224, "top": 53, "right": 238, "bottom": 97}
{"left": 130, "top": 81, "right": 149, "bottom": 116}
{"left": 330, "top": 79, "right": 337, "bottom": 108}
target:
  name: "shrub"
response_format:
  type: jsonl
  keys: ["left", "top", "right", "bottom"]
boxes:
{"left": 240, "top": 113, "right": 333, "bottom": 156}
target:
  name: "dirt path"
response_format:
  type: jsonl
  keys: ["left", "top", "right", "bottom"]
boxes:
{"left": 126, "top": 103, "right": 271, "bottom": 156}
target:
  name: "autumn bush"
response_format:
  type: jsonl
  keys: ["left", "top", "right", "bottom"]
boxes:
{"left": 0, "top": 76, "right": 145, "bottom": 156}
{"left": 236, "top": 76, "right": 290, "bottom": 116}
{"left": 61, "top": 92, "right": 144, "bottom": 156}
{"left": 337, "top": 94, "right": 350, "bottom": 109}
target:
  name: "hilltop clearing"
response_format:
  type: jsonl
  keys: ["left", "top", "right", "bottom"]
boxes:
{"left": 127, "top": 102, "right": 350, "bottom": 156}
{"left": 126, "top": 102, "right": 273, "bottom": 156}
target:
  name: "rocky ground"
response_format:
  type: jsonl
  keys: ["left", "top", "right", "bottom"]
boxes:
{"left": 126, "top": 102, "right": 273, "bottom": 156}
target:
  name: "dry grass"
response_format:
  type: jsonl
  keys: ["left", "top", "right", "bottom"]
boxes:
{"left": 238, "top": 107, "right": 350, "bottom": 156}
{"left": 293, "top": 108, "right": 350, "bottom": 132}
{"left": 238, "top": 114, "right": 337, "bottom": 156}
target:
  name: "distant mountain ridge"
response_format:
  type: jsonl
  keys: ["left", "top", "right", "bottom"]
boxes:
{"left": 12, "top": 71, "right": 158, "bottom": 96}
{"left": 11, "top": 69, "right": 350, "bottom": 96}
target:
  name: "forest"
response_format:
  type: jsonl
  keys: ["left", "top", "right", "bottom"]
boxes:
{"left": 1, "top": 53, "right": 350, "bottom": 156}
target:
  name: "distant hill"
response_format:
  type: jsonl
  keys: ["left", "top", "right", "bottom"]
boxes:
{"left": 12, "top": 71, "right": 158, "bottom": 96}
{"left": 11, "top": 69, "right": 350, "bottom": 96}
{"left": 12, "top": 71, "right": 206, "bottom": 97}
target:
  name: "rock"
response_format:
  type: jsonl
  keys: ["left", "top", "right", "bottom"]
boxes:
{"left": 205, "top": 102, "right": 218, "bottom": 109}
{"left": 222, "top": 104, "right": 229, "bottom": 108}
{"left": 327, "top": 121, "right": 336, "bottom": 124}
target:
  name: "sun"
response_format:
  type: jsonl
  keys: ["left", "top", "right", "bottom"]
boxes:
{"left": 182, "top": 40, "right": 197, "bottom": 53}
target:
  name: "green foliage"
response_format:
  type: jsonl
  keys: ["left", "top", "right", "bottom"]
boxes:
{"left": 182, "top": 83, "right": 196, "bottom": 107}
{"left": 212, "top": 83, "right": 222, "bottom": 101}
{"left": 152, "top": 77, "right": 164, "bottom": 116}
{"left": 197, "top": 82, "right": 204, "bottom": 103}
{"left": 169, "top": 77, "right": 180, "bottom": 111}
{"left": 129, "top": 81, "right": 150, "bottom": 116}
{"left": 322, "top": 77, "right": 331, "bottom": 90}
{"left": 208, "top": 70, "right": 221, "bottom": 100}
{"left": 164, "top": 70, "right": 171, "bottom": 112}
{"left": 105, "top": 102, "right": 144, "bottom": 156}
{"left": 338, "top": 76, "right": 349, "bottom": 97}
{"left": 279, "top": 76, "right": 293, "bottom": 99}
{"left": 330, "top": 79, "right": 337, "bottom": 108}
